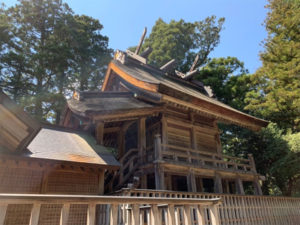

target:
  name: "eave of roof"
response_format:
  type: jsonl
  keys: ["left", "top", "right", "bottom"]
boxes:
{"left": 104, "top": 60, "right": 268, "bottom": 130}
{"left": 0, "top": 90, "right": 41, "bottom": 152}
{"left": 67, "top": 91, "right": 162, "bottom": 120}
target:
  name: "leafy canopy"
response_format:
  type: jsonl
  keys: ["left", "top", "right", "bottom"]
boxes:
{"left": 245, "top": 0, "right": 300, "bottom": 131}
{"left": 138, "top": 16, "right": 224, "bottom": 71}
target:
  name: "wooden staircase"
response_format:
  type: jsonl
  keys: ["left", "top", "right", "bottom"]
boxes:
{"left": 105, "top": 148, "right": 141, "bottom": 192}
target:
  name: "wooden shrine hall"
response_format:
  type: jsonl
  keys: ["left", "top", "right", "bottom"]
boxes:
{"left": 1, "top": 28, "right": 300, "bottom": 225}
{"left": 61, "top": 34, "right": 268, "bottom": 196}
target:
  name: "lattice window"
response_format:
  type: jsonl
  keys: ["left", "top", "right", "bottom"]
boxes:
{"left": 0, "top": 167, "right": 43, "bottom": 193}
{"left": 4, "top": 204, "right": 32, "bottom": 225}
{"left": 46, "top": 171, "right": 98, "bottom": 194}
{"left": 38, "top": 204, "right": 63, "bottom": 225}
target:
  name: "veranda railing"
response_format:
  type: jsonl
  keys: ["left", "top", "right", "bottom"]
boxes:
{"left": 0, "top": 193, "right": 221, "bottom": 225}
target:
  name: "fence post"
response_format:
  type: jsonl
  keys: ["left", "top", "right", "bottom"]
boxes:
{"left": 183, "top": 205, "right": 192, "bottom": 225}
{"left": 29, "top": 203, "right": 41, "bottom": 225}
{"left": 0, "top": 204, "right": 8, "bottom": 225}
{"left": 167, "top": 204, "right": 176, "bottom": 225}
{"left": 87, "top": 204, "right": 96, "bottom": 225}
{"left": 60, "top": 203, "right": 70, "bottom": 225}
{"left": 110, "top": 204, "right": 118, "bottom": 225}
{"left": 131, "top": 204, "right": 140, "bottom": 225}
{"left": 209, "top": 205, "right": 220, "bottom": 225}
{"left": 196, "top": 206, "right": 206, "bottom": 225}
{"left": 150, "top": 204, "right": 161, "bottom": 225}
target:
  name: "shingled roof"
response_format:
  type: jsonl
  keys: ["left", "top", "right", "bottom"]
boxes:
{"left": 100, "top": 53, "right": 268, "bottom": 131}
{"left": 27, "top": 126, "right": 119, "bottom": 168}
{"left": 68, "top": 91, "right": 158, "bottom": 118}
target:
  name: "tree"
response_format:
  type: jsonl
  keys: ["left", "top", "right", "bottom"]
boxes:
{"left": 194, "top": 57, "right": 250, "bottom": 110}
{"left": 138, "top": 16, "right": 224, "bottom": 70}
{"left": 245, "top": 0, "right": 300, "bottom": 132}
{"left": 0, "top": 0, "right": 112, "bottom": 123}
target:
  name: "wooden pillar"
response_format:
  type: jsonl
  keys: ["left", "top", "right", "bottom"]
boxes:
{"left": 96, "top": 121, "right": 104, "bottom": 145}
{"left": 138, "top": 117, "right": 146, "bottom": 162}
{"left": 98, "top": 169, "right": 105, "bottom": 195}
{"left": 253, "top": 178, "right": 263, "bottom": 195}
{"left": 140, "top": 175, "right": 147, "bottom": 189}
{"left": 187, "top": 171, "right": 197, "bottom": 192}
{"left": 155, "top": 165, "right": 165, "bottom": 190}
{"left": 117, "top": 128, "right": 125, "bottom": 158}
{"left": 235, "top": 177, "right": 245, "bottom": 195}
{"left": 154, "top": 134, "right": 164, "bottom": 190}
{"left": 161, "top": 114, "right": 168, "bottom": 149}
{"left": 154, "top": 134, "right": 162, "bottom": 161}
{"left": 165, "top": 174, "right": 172, "bottom": 190}
{"left": 214, "top": 173, "right": 223, "bottom": 193}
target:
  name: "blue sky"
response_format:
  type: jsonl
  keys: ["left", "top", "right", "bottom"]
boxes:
{"left": 4, "top": 0, "right": 269, "bottom": 73}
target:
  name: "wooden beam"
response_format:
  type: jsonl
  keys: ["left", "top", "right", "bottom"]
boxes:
{"left": 140, "top": 47, "right": 152, "bottom": 58}
{"left": 160, "top": 59, "right": 176, "bottom": 73}
{"left": 135, "top": 27, "right": 147, "bottom": 55}
{"left": 189, "top": 54, "right": 199, "bottom": 72}
{"left": 126, "top": 50, "right": 147, "bottom": 64}
{"left": 96, "top": 122, "right": 104, "bottom": 145}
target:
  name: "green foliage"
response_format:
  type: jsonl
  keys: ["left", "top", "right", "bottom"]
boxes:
{"left": 0, "top": 0, "right": 112, "bottom": 123}
{"left": 137, "top": 16, "right": 224, "bottom": 70}
{"left": 245, "top": 0, "right": 300, "bottom": 131}
{"left": 195, "top": 57, "right": 250, "bottom": 110}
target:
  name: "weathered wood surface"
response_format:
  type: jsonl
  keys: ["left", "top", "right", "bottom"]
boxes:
{"left": 0, "top": 193, "right": 221, "bottom": 225}
{"left": 119, "top": 189, "right": 300, "bottom": 225}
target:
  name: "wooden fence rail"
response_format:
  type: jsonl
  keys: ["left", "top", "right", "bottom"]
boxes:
{"left": 117, "top": 189, "right": 300, "bottom": 225}
{"left": 0, "top": 194, "right": 221, "bottom": 225}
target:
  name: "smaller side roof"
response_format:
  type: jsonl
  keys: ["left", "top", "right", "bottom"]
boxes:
{"left": 27, "top": 126, "right": 120, "bottom": 168}
{"left": 67, "top": 91, "right": 159, "bottom": 118}
{"left": 0, "top": 90, "right": 40, "bottom": 152}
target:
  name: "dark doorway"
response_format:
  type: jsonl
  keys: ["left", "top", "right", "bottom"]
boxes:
{"left": 203, "top": 178, "right": 214, "bottom": 193}
{"left": 171, "top": 175, "right": 188, "bottom": 192}
{"left": 147, "top": 174, "right": 155, "bottom": 189}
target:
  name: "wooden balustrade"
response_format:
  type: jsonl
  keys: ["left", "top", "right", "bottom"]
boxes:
{"left": 118, "top": 188, "right": 300, "bottom": 225}
{"left": 0, "top": 193, "right": 221, "bottom": 225}
{"left": 157, "top": 142, "right": 255, "bottom": 173}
